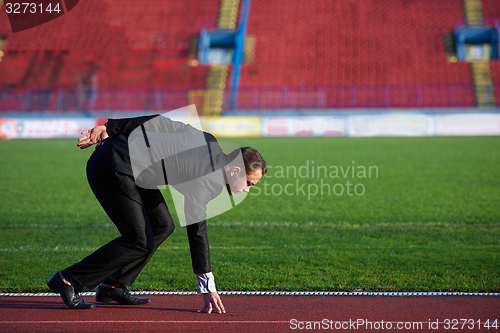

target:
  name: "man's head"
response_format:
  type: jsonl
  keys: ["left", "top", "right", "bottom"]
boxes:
{"left": 225, "top": 147, "right": 267, "bottom": 195}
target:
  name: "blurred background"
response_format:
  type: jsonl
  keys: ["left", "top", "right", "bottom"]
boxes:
{"left": 0, "top": 0, "right": 499, "bottom": 138}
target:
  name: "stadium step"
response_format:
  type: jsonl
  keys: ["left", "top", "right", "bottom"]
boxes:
{"left": 189, "top": 65, "right": 229, "bottom": 116}
{"left": 243, "top": 35, "right": 256, "bottom": 64}
{"left": 207, "top": 65, "right": 229, "bottom": 89}
{"left": 206, "top": 65, "right": 228, "bottom": 115}
{"left": 463, "top": 0, "right": 485, "bottom": 26}
{"left": 471, "top": 61, "right": 497, "bottom": 108}
{"left": 462, "top": 0, "right": 496, "bottom": 107}
{"left": 218, "top": 0, "right": 240, "bottom": 30}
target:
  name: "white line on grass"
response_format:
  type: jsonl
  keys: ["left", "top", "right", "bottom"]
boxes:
{"left": 0, "top": 245, "right": 273, "bottom": 252}
{"left": 4, "top": 221, "right": 499, "bottom": 229}
{"left": 2, "top": 243, "right": 496, "bottom": 252}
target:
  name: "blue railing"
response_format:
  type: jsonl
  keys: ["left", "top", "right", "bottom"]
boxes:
{"left": 230, "top": 84, "right": 481, "bottom": 109}
{"left": 0, "top": 84, "right": 492, "bottom": 113}
{"left": 0, "top": 88, "right": 191, "bottom": 113}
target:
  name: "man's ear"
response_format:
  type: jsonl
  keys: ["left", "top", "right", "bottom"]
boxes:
{"left": 231, "top": 166, "right": 241, "bottom": 177}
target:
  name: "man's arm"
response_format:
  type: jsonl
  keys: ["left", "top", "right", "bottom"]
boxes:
{"left": 186, "top": 221, "right": 225, "bottom": 314}
{"left": 186, "top": 224, "right": 225, "bottom": 314}
{"left": 182, "top": 176, "right": 227, "bottom": 313}
{"left": 77, "top": 115, "right": 159, "bottom": 149}
{"left": 105, "top": 115, "right": 158, "bottom": 138}
{"left": 183, "top": 177, "right": 220, "bottom": 274}
{"left": 186, "top": 220, "right": 211, "bottom": 274}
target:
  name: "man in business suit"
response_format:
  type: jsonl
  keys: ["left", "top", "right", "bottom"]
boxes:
{"left": 47, "top": 113, "right": 267, "bottom": 313}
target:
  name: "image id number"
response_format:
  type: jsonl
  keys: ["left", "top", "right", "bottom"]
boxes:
{"left": 5, "top": 2, "right": 61, "bottom": 14}
{"left": 443, "top": 319, "right": 499, "bottom": 330}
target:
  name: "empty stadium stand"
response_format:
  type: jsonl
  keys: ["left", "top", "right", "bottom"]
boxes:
{"left": 1, "top": 0, "right": 500, "bottom": 111}
{"left": 0, "top": 0, "right": 219, "bottom": 89}
{"left": 244, "top": 0, "right": 474, "bottom": 86}
{"left": 238, "top": 0, "right": 480, "bottom": 107}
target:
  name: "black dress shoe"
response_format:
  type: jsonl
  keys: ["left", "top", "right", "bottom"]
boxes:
{"left": 47, "top": 272, "right": 95, "bottom": 309}
{"left": 96, "top": 285, "right": 151, "bottom": 305}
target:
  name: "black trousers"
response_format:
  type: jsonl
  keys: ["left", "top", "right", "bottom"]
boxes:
{"left": 63, "top": 153, "right": 175, "bottom": 292}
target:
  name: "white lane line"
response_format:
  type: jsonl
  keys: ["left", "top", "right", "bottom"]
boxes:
{"left": 1, "top": 291, "right": 499, "bottom": 296}
{"left": 1, "top": 320, "right": 289, "bottom": 324}
{"left": 1, "top": 320, "right": 484, "bottom": 326}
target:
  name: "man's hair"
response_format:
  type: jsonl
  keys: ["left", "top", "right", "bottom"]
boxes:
{"left": 228, "top": 147, "right": 267, "bottom": 175}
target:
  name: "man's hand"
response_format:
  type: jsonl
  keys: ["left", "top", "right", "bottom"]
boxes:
{"left": 198, "top": 291, "right": 226, "bottom": 314}
{"left": 77, "top": 126, "right": 109, "bottom": 150}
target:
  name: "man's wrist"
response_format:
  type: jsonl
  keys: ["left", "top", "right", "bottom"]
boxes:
{"left": 196, "top": 272, "right": 217, "bottom": 294}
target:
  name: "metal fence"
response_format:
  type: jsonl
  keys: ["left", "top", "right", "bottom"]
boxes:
{"left": 0, "top": 85, "right": 493, "bottom": 112}
{"left": 0, "top": 88, "right": 191, "bottom": 113}
{"left": 232, "top": 85, "right": 482, "bottom": 109}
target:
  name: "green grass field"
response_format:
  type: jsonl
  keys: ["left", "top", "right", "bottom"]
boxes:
{"left": 0, "top": 136, "right": 499, "bottom": 292}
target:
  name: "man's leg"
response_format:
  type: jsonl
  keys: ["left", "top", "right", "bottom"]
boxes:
{"left": 93, "top": 189, "right": 175, "bottom": 305}
{"left": 61, "top": 169, "right": 157, "bottom": 292}
{"left": 103, "top": 188, "right": 175, "bottom": 286}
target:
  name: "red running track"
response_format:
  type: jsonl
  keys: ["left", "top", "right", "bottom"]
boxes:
{"left": 0, "top": 295, "right": 499, "bottom": 332}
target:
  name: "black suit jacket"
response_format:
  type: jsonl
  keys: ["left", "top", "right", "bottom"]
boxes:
{"left": 97, "top": 114, "right": 226, "bottom": 274}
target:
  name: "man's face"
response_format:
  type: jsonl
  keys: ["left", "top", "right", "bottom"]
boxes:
{"left": 226, "top": 166, "right": 263, "bottom": 196}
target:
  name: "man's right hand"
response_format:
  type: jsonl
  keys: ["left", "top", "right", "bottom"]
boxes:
{"left": 198, "top": 291, "right": 226, "bottom": 314}
{"left": 77, "top": 125, "right": 109, "bottom": 150}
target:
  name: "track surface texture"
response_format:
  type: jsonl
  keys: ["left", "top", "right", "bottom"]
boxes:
{"left": 1, "top": 294, "right": 499, "bottom": 332}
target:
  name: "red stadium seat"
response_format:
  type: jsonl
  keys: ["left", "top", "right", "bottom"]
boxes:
{"left": 239, "top": 0, "right": 474, "bottom": 107}
{"left": 0, "top": 0, "right": 491, "bottom": 109}
{"left": 0, "top": 0, "right": 219, "bottom": 89}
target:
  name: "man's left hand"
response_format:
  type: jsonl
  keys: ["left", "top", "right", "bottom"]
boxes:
{"left": 77, "top": 126, "right": 108, "bottom": 150}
